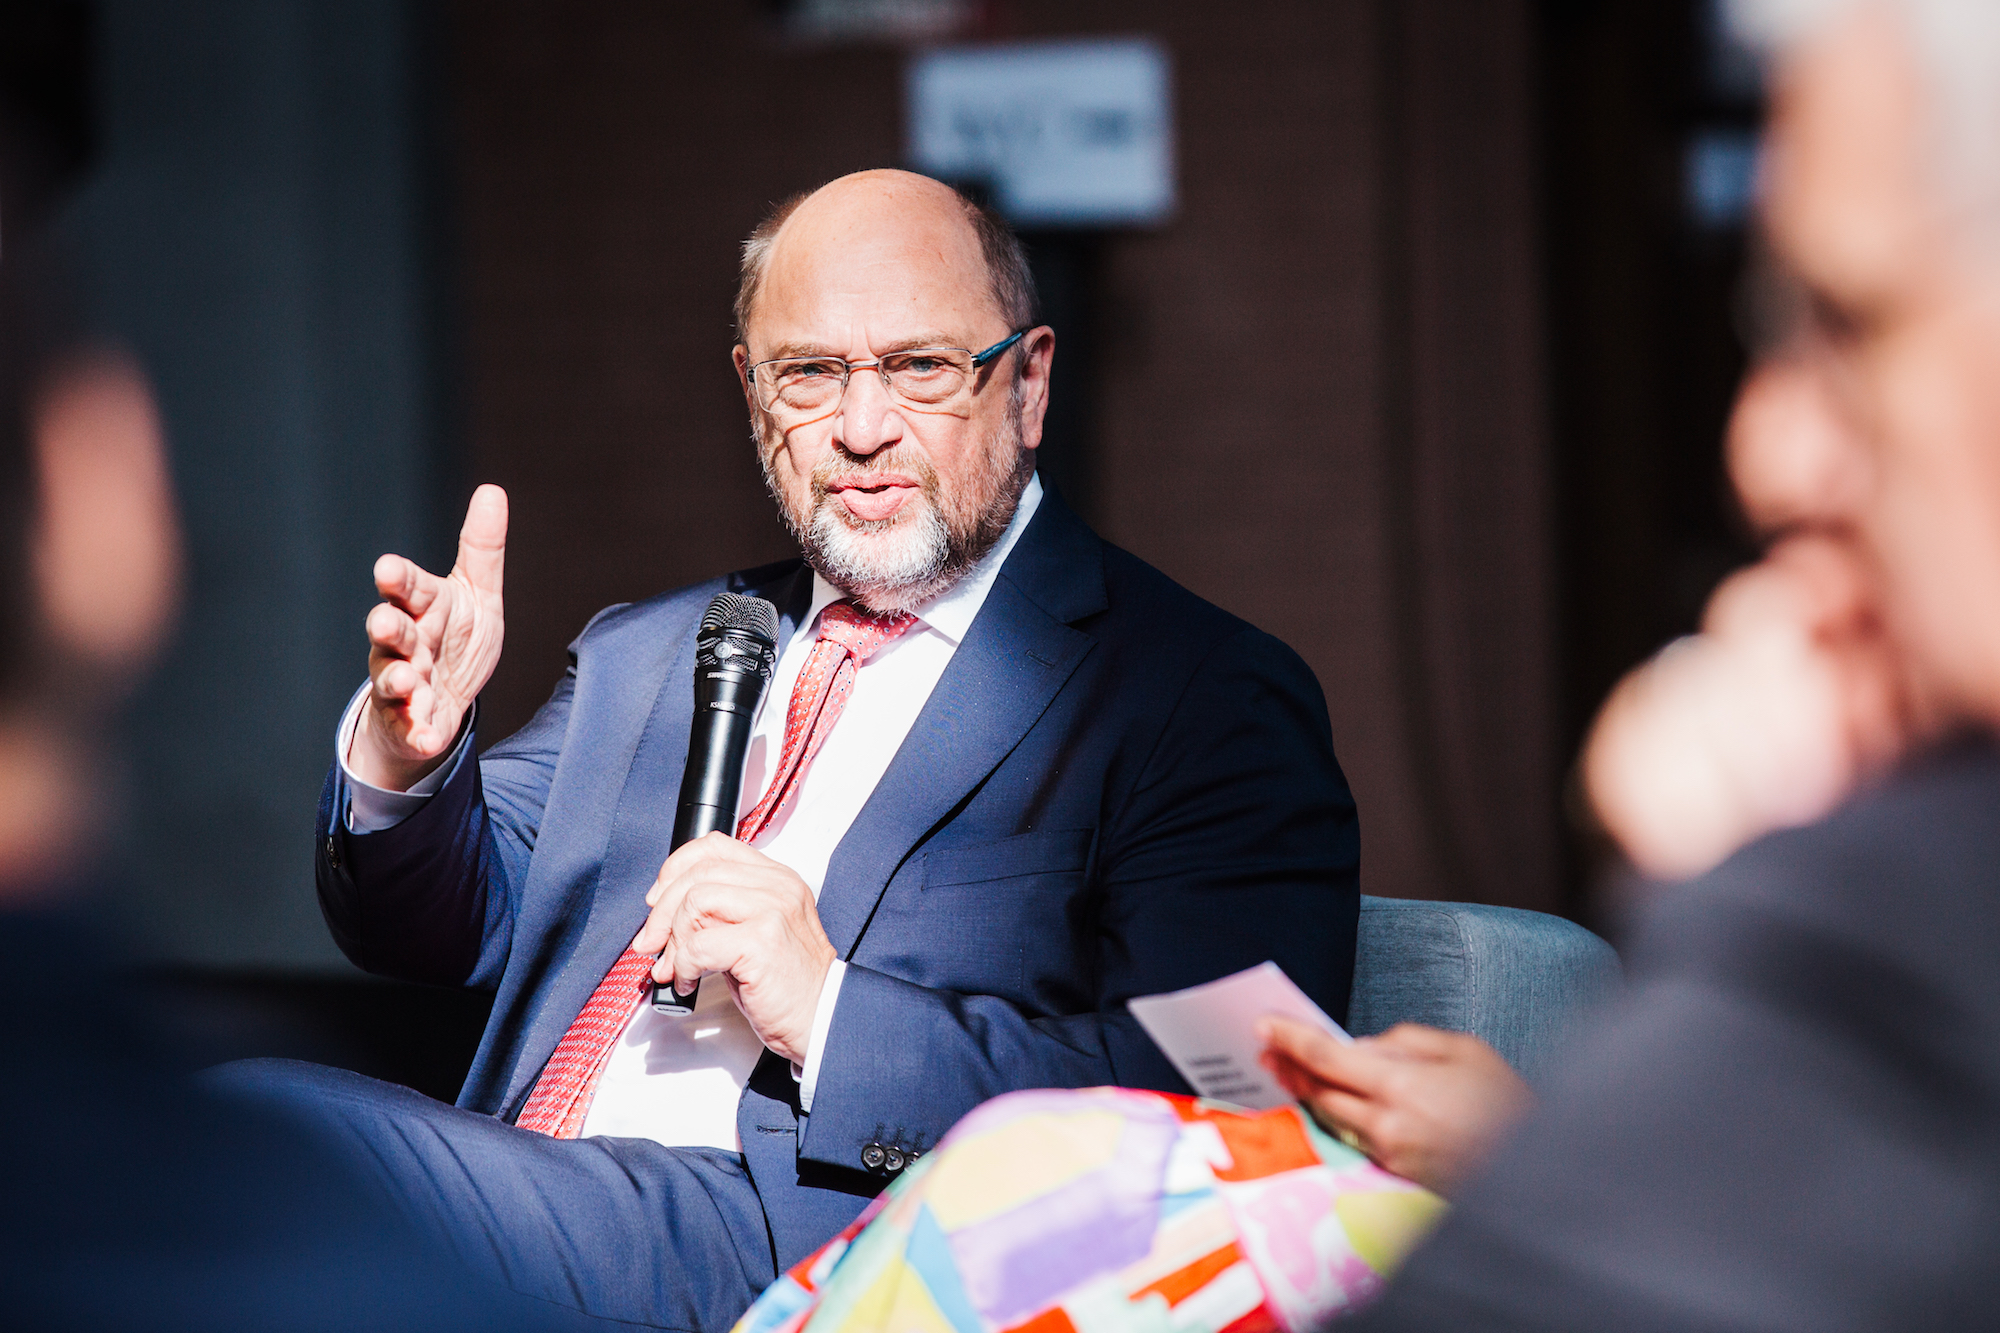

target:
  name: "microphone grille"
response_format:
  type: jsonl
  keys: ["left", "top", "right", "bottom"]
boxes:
{"left": 699, "top": 592, "right": 780, "bottom": 643}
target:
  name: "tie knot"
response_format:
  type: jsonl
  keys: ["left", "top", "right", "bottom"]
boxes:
{"left": 817, "top": 601, "right": 917, "bottom": 663}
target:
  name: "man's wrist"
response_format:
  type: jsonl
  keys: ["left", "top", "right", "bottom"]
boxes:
{"left": 337, "top": 685, "right": 472, "bottom": 835}
{"left": 795, "top": 958, "right": 846, "bottom": 1113}
{"left": 346, "top": 702, "right": 452, "bottom": 793}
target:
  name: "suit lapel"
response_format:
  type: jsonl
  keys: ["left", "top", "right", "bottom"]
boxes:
{"left": 499, "top": 562, "right": 813, "bottom": 1114}
{"left": 816, "top": 488, "right": 1107, "bottom": 956}
{"left": 495, "top": 629, "right": 695, "bottom": 1115}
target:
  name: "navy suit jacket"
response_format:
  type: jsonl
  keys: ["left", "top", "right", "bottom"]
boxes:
{"left": 316, "top": 489, "right": 1359, "bottom": 1269}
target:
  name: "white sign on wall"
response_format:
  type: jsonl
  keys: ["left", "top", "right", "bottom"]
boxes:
{"left": 907, "top": 38, "right": 1174, "bottom": 227}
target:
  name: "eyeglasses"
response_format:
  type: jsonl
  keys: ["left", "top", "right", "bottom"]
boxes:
{"left": 1735, "top": 246, "right": 1887, "bottom": 418}
{"left": 747, "top": 329, "right": 1028, "bottom": 420}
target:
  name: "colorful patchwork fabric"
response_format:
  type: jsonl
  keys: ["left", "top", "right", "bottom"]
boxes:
{"left": 731, "top": 1088, "right": 1445, "bottom": 1333}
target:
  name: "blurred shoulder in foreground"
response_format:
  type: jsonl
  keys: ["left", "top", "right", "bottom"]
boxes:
{"left": 1358, "top": 1, "right": 2000, "bottom": 1326}
{"left": 1353, "top": 738, "right": 2000, "bottom": 1330}
{"left": 0, "top": 281, "right": 574, "bottom": 1329}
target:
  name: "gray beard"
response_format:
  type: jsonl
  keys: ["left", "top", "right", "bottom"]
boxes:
{"left": 804, "top": 491, "right": 954, "bottom": 607}
{"left": 761, "top": 402, "right": 1033, "bottom": 614}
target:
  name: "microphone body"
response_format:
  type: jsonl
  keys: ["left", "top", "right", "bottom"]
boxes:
{"left": 651, "top": 593, "right": 780, "bottom": 1015}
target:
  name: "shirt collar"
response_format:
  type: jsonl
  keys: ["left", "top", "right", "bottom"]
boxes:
{"left": 798, "top": 472, "right": 1044, "bottom": 649}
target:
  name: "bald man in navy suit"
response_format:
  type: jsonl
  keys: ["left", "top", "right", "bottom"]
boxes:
{"left": 234, "top": 170, "right": 1358, "bottom": 1331}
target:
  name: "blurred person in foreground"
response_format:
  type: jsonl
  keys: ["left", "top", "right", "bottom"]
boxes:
{"left": 725, "top": 0, "right": 2000, "bottom": 1330}
{"left": 1341, "top": 0, "right": 2000, "bottom": 1325}
{"left": 0, "top": 275, "right": 587, "bottom": 1327}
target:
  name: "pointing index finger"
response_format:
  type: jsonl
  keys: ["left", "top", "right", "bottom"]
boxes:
{"left": 454, "top": 484, "right": 508, "bottom": 598}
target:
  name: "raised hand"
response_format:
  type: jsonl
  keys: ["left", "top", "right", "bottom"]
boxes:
{"left": 1581, "top": 537, "right": 1913, "bottom": 881}
{"left": 348, "top": 485, "right": 508, "bottom": 791}
{"left": 1580, "top": 360, "right": 1927, "bottom": 883}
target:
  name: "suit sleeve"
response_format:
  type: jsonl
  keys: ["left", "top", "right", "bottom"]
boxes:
{"left": 313, "top": 658, "right": 579, "bottom": 990}
{"left": 799, "top": 625, "right": 1360, "bottom": 1167}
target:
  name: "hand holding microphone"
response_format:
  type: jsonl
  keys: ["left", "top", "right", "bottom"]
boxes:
{"left": 635, "top": 831, "right": 838, "bottom": 1064}
{"left": 647, "top": 593, "right": 780, "bottom": 1014}
{"left": 633, "top": 590, "right": 839, "bottom": 1063}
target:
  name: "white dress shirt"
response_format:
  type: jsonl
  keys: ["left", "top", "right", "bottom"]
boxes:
{"left": 337, "top": 475, "right": 1044, "bottom": 1152}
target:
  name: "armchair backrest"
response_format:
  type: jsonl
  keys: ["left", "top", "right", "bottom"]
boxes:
{"left": 1347, "top": 895, "right": 1622, "bottom": 1080}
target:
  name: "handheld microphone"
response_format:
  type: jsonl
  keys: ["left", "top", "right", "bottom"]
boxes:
{"left": 650, "top": 592, "right": 781, "bottom": 1015}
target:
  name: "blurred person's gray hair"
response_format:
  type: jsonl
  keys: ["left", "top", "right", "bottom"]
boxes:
{"left": 1730, "top": 0, "right": 2000, "bottom": 239}
{"left": 732, "top": 181, "right": 1039, "bottom": 350}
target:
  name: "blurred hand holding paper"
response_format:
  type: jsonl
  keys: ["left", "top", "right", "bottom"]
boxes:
{"left": 1129, "top": 961, "right": 1353, "bottom": 1109}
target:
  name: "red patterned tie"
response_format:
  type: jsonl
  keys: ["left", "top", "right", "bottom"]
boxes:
{"left": 515, "top": 600, "right": 917, "bottom": 1137}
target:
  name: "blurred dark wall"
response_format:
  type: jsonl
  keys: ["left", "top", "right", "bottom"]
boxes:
{"left": 450, "top": 0, "right": 1563, "bottom": 912}
{"left": 10, "top": 0, "right": 1762, "bottom": 1087}
{"left": 1545, "top": 0, "right": 1762, "bottom": 706}
{"left": 76, "top": 0, "right": 447, "bottom": 967}
{"left": 40, "top": 0, "right": 1751, "bottom": 988}
{"left": 1541, "top": 0, "right": 1763, "bottom": 902}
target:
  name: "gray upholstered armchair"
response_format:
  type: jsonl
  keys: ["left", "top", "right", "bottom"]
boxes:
{"left": 1346, "top": 895, "right": 1622, "bottom": 1079}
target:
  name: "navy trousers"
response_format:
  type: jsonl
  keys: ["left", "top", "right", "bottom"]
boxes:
{"left": 209, "top": 1060, "right": 777, "bottom": 1332}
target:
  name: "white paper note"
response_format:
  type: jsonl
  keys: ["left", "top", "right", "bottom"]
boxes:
{"left": 1128, "top": 961, "right": 1353, "bottom": 1110}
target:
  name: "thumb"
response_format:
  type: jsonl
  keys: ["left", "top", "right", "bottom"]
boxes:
{"left": 1260, "top": 1016, "right": 1347, "bottom": 1071}
{"left": 455, "top": 484, "right": 508, "bottom": 596}
{"left": 1371, "top": 1023, "right": 1472, "bottom": 1060}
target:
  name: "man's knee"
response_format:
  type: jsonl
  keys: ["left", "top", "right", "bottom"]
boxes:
{"left": 204, "top": 1056, "right": 379, "bottom": 1107}
{"left": 199, "top": 1058, "right": 455, "bottom": 1142}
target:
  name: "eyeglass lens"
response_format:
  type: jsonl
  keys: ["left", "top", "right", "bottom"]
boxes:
{"left": 757, "top": 349, "right": 976, "bottom": 414}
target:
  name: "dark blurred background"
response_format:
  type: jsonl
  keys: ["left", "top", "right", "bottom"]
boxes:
{"left": 8, "top": 0, "right": 1760, "bottom": 1097}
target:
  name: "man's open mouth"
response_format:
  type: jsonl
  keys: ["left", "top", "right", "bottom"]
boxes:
{"left": 826, "top": 476, "right": 921, "bottom": 523}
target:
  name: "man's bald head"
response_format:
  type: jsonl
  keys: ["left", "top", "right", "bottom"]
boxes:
{"left": 733, "top": 170, "right": 1036, "bottom": 347}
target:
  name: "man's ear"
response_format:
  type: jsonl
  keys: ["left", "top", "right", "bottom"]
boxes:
{"left": 1015, "top": 326, "right": 1056, "bottom": 451}
{"left": 733, "top": 345, "right": 755, "bottom": 409}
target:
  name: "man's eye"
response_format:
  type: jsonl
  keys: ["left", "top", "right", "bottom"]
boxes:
{"left": 782, "top": 360, "right": 841, "bottom": 381}
{"left": 1806, "top": 289, "right": 1876, "bottom": 347}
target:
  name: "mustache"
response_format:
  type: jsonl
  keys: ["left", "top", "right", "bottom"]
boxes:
{"left": 809, "top": 454, "right": 940, "bottom": 506}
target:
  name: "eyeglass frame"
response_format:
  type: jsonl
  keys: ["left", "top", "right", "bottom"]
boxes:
{"left": 743, "top": 328, "right": 1031, "bottom": 417}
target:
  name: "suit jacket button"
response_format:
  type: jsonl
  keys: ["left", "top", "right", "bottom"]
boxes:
{"left": 883, "top": 1147, "right": 906, "bottom": 1173}
{"left": 325, "top": 834, "right": 341, "bottom": 869}
{"left": 860, "top": 1143, "right": 886, "bottom": 1171}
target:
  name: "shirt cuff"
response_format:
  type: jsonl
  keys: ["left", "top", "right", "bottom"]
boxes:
{"left": 335, "top": 682, "right": 469, "bottom": 834}
{"left": 795, "top": 958, "right": 846, "bottom": 1113}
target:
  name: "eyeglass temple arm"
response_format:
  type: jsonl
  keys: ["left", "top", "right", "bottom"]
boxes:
{"left": 970, "top": 328, "right": 1030, "bottom": 367}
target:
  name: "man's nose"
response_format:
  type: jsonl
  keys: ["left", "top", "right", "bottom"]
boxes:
{"left": 1728, "top": 360, "right": 1871, "bottom": 534}
{"left": 833, "top": 367, "right": 904, "bottom": 458}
